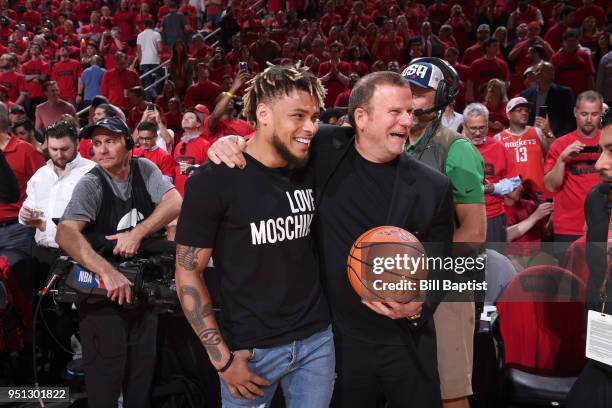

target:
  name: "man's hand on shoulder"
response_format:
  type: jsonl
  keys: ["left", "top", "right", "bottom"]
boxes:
{"left": 208, "top": 135, "right": 247, "bottom": 169}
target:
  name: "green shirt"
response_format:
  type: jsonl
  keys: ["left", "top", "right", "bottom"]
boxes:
{"left": 406, "top": 133, "right": 485, "bottom": 204}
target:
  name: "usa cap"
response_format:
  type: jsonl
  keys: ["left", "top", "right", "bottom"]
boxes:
{"left": 401, "top": 62, "right": 445, "bottom": 90}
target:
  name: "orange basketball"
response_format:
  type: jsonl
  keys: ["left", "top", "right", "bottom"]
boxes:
{"left": 347, "top": 226, "right": 428, "bottom": 303}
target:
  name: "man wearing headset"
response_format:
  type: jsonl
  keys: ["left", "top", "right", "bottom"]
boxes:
{"left": 402, "top": 59, "right": 486, "bottom": 408}
{"left": 56, "top": 116, "right": 182, "bottom": 407}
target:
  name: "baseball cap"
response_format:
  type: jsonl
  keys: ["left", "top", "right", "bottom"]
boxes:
{"left": 506, "top": 97, "right": 533, "bottom": 114}
{"left": 402, "top": 62, "right": 445, "bottom": 90}
{"left": 80, "top": 116, "right": 130, "bottom": 139}
{"left": 527, "top": 21, "right": 540, "bottom": 30}
{"left": 477, "top": 24, "right": 491, "bottom": 32}
{"left": 194, "top": 104, "right": 210, "bottom": 116}
{"left": 9, "top": 104, "right": 25, "bottom": 114}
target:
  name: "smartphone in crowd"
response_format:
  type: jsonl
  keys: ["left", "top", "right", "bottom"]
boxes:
{"left": 538, "top": 105, "right": 548, "bottom": 118}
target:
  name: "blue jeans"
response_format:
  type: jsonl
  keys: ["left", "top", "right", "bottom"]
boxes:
{"left": 220, "top": 325, "right": 335, "bottom": 407}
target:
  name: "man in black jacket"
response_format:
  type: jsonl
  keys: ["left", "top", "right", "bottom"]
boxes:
{"left": 521, "top": 61, "right": 576, "bottom": 137}
{"left": 567, "top": 109, "right": 612, "bottom": 407}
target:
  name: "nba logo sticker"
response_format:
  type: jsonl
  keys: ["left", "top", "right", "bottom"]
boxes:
{"left": 73, "top": 265, "right": 105, "bottom": 289}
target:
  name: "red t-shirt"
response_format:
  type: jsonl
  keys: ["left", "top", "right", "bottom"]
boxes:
{"left": 469, "top": 57, "right": 510, "bottom": 98}
{"left": 373, "top": 34, "right": 402, "bottom": 64}
{"left": 334, "top": 89, "right": 350, "bottom": 108}
{"left": 462, "top": 43, "right": 485, "bottom": 66}
{"left": 320, "top": 12, "right": 343, "bottom": 36}
{"left": 509, "top": 5, "right": 540, "bottom": 27}
{"left": 203, "top": 116, "right": 253, "bottom": 145}
{"left": 114, "top": 11, "right": 136, "bottom": 42}
{"left": 544, "top": 23, "right": 568, "bottom": 53}
{"left": 135, "top": 13, "right": 155, "bottom": 32}
{"left": 0, "top": 136, "right": 45, "bottom": 221}
{"left": 132, "top": 147, "right": 175, "bottom": 179}
{"left": 448, "top": 17, "right": 471, "bottom": 51}
{"left": 476, "top": 138, "right": 518, "bottom": 218}
{"left": 183, "top": 81, "right": 222, "bottom": 112}
{"left": 318, "top": 60, "right": 352, "bottom": 108}
{"left": 544, "top": 130, "right": 601, "bottom": 235}
{"left": 550, "top": 49, "right": 595, "bottom": 98}
{"left": 21, "top": 59, "right": 50, "bottom": 99}
{"left": 173, "top": 136, "right": 211, "bottom": 196}
{"left": 51, "top": 59, "right": 82, "bottom": 101}
{"left": 349, "top": 61, "right": 369, "bottom": 77}
{"left": 0, "top": 70, "right": 26, "bottom": 102}
{"left": 21, "top": 10, "right": 41, "bottom": 31}
{"left": 497, "top": 127, "right": 546, "bottom": 199}
{"left": 575, "top": 5, "right": 606, "bottom": 30}
{"left": 99, "top": 68, "right": 141, "bottom": 110}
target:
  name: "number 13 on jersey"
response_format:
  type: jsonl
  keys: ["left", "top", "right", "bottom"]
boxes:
{"left": 515, "top": 146, "right": 528, "bottom": 162}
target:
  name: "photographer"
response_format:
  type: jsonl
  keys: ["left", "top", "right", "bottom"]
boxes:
{"left": 56, "top": 116, "right": 181, "bottom": 408}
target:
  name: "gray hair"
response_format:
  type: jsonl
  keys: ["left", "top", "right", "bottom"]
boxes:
{"left": 463, "top": 103, "right": 489, "bottom": 123}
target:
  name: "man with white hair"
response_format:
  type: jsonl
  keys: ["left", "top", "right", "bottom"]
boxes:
{"left": 495, "top": 96, "right": 554, "bottom": 200}
{"left": 463, "top": 103, "right": 520, "bottom": 242}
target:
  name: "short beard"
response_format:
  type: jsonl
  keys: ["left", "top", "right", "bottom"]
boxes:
{"left": 51, "top": 151, "right": 77, "bottom": 170}
{"left": 271, "top": 132, "right": 309, "bottom": 169}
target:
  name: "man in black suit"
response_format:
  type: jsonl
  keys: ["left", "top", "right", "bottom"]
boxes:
{"left": 521, "top": 61, "right": 576, "bottom": 137}
{"left": 208, "top": 71, "right": 455, "bottom": 407}
{"left": 567, "top": 108, "right": 612, "bottom": 407}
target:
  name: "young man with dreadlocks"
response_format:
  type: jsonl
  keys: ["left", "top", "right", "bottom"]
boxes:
{"left": 174, "top": 65, "right": 334, "bottom": 407}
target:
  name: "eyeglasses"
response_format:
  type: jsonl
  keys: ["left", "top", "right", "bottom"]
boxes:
{"left": 180, "top": 143, "right": 186, "bottom": 155}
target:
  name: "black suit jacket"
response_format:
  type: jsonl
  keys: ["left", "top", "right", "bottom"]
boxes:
{"left": 584, "top": 184, "right": 612, "bottom": 373}
{"left": 311, "top": 124, "right": 455, "bottom": 380}
{"left": 312, "top": 125, "right": 455, "bottom": 319}
{"left": 521, "top": 83, "right": 576, "bottom": 137}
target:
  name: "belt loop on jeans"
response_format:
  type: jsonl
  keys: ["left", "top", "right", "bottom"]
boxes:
{"left": 0, "top": 219, "right": 18, "bottom": 228}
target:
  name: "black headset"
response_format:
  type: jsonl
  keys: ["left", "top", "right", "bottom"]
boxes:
{"left": 407, "top": 57, "right": 460, "bottom": 116}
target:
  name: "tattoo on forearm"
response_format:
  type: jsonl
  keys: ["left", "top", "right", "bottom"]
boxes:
{"left": 176, "top": 245, "right": 202, "bottom": 271}
{"left": 179, "top": 285, "right": 222, "bottom": 361}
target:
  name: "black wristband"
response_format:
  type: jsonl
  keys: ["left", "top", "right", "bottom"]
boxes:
{"left": 217, "top": 352, "right": 235, "bottom": 373}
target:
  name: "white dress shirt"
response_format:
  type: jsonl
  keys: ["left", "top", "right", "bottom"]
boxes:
{"left": 19, "top": 154, "right": 95, "bottom": 248}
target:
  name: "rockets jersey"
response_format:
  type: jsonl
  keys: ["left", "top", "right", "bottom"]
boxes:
{"left": 497, "top": 126, "right": 546, "bottom": 199}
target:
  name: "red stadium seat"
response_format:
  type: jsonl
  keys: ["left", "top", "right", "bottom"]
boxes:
{"left": 494, "top": 265, "right": 587, "bottom": 406}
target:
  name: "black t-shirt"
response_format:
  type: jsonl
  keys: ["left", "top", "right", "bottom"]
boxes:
{"left": 175, "top": 154, "right": 329, "bottom": 350}
{"left": 316, "top": 145, "right": 413, "bottom": 345}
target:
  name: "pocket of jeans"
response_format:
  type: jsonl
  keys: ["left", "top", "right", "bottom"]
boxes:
{"left": 249, "top": 347, "right": 259, "bottom": 363}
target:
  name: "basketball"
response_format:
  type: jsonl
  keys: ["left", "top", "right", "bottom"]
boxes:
{"left": 347, "top": 226, "right": 428, "bottom": 303}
